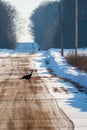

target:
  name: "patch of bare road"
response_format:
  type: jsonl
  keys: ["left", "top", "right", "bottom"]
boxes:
{"left": 0, "top": 54, "right": 74, "bottom": 130}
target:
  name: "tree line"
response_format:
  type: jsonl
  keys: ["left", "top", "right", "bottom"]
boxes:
{"left": 0, "top": 0, "right": 19, "bottom": 49}
{"left": 29, "top": 0, "right": 87, "bottom": 56}
{"left": 0, "top": 0, "right": 87, "bottom": 53}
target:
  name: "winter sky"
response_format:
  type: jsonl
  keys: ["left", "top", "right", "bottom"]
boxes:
{"left": 3, "top": 0, "right": 57, "bottom": 42}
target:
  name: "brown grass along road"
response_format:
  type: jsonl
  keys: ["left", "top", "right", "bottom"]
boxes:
{"left": 0, "top": 54, "right": 74, "bottom": 130}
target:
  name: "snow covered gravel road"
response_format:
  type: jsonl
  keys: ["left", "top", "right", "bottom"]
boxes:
{"left": 0, "top": 53, "right": 74, "bottom": 130}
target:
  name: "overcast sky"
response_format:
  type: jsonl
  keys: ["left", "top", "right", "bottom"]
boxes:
{"left": 3, "top": 0, "right": 56, "bottom": 42}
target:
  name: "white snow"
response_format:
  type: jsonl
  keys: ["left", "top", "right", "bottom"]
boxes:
{"left": 31, "top": 47, "right": 87, "bottom": 130}
{"left": 48, "top": 49, "right": 87, "bottom": 89}
{"left": 0, "top": 43, "right": 87, "bottom": 130}
{"left": 47, "top": 49, "right": 87, "bottom": 130}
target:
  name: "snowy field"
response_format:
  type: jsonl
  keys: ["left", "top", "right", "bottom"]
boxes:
{"left": 0, "top": 42, "right": 87, "bottom": 130}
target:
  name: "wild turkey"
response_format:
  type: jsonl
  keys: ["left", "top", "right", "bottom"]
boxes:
{"left": 20, "top": 71, "right": 33, "bottom": 81}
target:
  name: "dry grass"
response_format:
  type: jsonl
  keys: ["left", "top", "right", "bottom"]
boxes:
{"left": 65, "top": 53, "right": 87, "bottom": 72}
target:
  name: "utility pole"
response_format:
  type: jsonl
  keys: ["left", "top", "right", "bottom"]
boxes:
{"left": 59, "top": 1, "right": 64, "bottom": 56}
{"left": 75, "top": 0, "right": 78, "bottom": 56}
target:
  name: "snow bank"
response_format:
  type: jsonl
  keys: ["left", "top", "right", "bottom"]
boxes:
{"left": 48, "top": 49, "right": 87, "bottom": 89}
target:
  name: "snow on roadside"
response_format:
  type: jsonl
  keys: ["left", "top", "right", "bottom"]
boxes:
{"left": 43, "top": 49, "right": 87, "bottom": 130}
{"left": 34, "top": 49, "right": 87, "bottom": 130}
{"left": 47, "top": 48, "right": 87, "bottom": 89}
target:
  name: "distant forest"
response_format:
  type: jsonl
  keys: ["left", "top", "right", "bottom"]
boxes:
{"left": 0, "top": 0, "right": 20, "bottom": 49}
{"left": 30, "top": 0, "right": 87, "bottom": 49}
